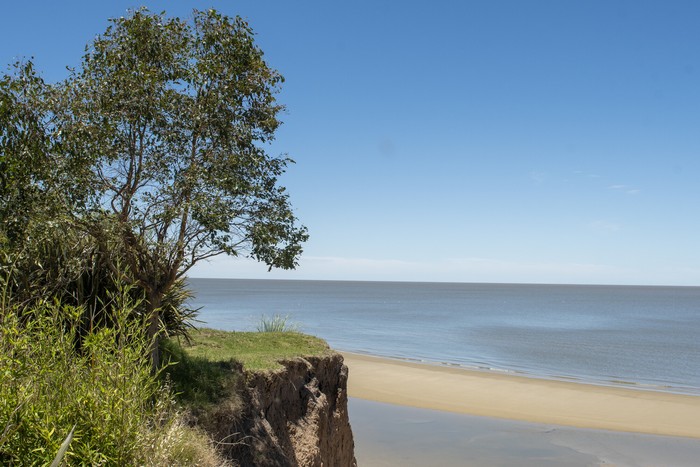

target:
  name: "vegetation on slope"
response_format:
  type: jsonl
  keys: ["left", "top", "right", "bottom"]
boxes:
{"left": 0, "top": 7, "right": 309, "bottom": 463}
{"left": 0, "top": 289, "right": 223, "bottom": 466}
{"left": 162, "top": 327, "right": 331, "bottom": 414}
{"left": 1, "top": 6, "right": 306, "bottom": 369}
{"left": 161, "top": 328, "right": 332, "bottom": 462}
{"left": 180, "top": 328, "right": 332, "bottom": 371}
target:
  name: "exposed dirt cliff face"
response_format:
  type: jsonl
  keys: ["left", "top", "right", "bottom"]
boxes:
{"left": 204, "top": 352, "right": 356, "bottom": 466}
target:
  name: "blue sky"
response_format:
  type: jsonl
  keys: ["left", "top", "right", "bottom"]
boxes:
{"left": 2, "top": 1, "right": 699, "bottom": 285}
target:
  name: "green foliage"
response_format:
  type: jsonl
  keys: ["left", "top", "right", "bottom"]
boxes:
{"left": 1, "top": 7, "right": 308, "bottom": 366}
{"left": 179, "top": 328, "right": 332, "bottom": 372}
{"left": 54, "top": 7, "right": 308, "bottom": 301}
{"left": 256, "top": 313, "right": 299, "bottom": 333}
{"left": 0, "top": 287, "right": 214, "bottom": 465}
{"left": 0, "top": 226, "right": 198, "bottom": 344}
{"left": 0, "top": 61, "right": 54, "bottom": 246}
{"left": 162, "top": 338, "right": 241, "bottom": 410}
{"left": 0, "top": 10, "right": 288, "bottom": 462}
{"left": 159, "top": 277, "right": 200, "bottom": 339}
{"left": 1, "top": 220, "right": 112, "bottom": 311}
{"left": 143, "top": 415, "right": 226, "bottom": 466}
{"left": 49, "top": 425, "right": 75, "bottom": 467}
{"left": 0, "top": 61, "right": 90, "bottom": 248}
{"left": 161, "top": 328, "right": 332, "bottom": 458}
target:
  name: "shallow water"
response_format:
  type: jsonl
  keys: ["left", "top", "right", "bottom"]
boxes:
{"left": 189, "top": 278, "right": 700, "bottom": 393}
{"left": 349, "top": 398, "right": 700, "bottom": 467}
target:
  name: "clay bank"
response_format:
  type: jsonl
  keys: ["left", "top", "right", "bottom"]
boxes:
{"left": 165, "top": 329, "right": 357, "bottom": 467}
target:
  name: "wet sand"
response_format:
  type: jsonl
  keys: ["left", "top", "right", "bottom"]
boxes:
{"left": 342, "top": 352, "right": 700, "bottom": 438}
{"left": 349, "top": 398, "right": 700, "bottom": 467}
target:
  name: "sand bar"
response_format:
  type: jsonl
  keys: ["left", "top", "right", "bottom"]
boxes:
{"left": 342, "top": 352, "right": 700, "bottom": 439}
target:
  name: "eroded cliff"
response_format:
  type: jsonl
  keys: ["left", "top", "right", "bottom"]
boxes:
{"left": 199, "top": 352, "right": 356, "bottom": 466}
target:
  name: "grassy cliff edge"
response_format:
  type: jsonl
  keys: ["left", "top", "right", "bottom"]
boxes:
{"left": 162, "top": 328, "right": 355, "bottom": 465}
{"left": 181, "top": 328, "right": 334, "bottom": 371}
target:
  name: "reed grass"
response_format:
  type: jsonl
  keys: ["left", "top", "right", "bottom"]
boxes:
{"left": 256, "top": 313, "right": 299, "bottom": 333}
{"left": 0, "top": 285, "right": 223, "bottom": 465}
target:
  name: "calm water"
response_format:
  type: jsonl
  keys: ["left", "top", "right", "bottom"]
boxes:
{"left": 187, "top": 278, "right": 700, "bottom": 394}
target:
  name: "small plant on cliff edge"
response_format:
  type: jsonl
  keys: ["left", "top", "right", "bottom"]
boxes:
{"left": 256, "top": 313, "right": 299, "bottom": 332}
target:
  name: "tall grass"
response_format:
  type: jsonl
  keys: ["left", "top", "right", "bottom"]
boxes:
{"left": 256, "top": 313, "right": 299, "bottom": 332}
{"left": 0, "top": 284, "right": 223, "bottom": 465}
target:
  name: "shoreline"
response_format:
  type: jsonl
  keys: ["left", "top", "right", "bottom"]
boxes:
{"left": 342, "top": 352, "right": 700, "bottom": 439}
{"left": 342, "top": 350, "right": 700, "bottom": 396}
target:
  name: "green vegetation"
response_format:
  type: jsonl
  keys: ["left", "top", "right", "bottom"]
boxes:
{"left": 1, "top": 7, "right": 307, "bottom": 367}
{"left": 161, "top": 327, "right": 329, "bottom": 419}
{"left": 0, "top": 289, "right": 327, "bottom": 464}
{"left": 256, "top": 313, "right": 300, "bottom": 333}
{"left": 0, "top": 290, "right": 223, "bottom": 466}
{"left": 0, "top": 7, "right": 309, "bottom": 464}
{"left": 160, "top": 328, "right": 332, "bottom": 459}
{"left": 162, "top": 337, "right": 241, "bottom": 412}
{"left": 173, "top": 328, "right": 332, "bottom": 372}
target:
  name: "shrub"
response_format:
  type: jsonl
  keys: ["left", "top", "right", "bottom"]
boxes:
{"left": 256, "top": 314, "right": 299, "bottom": 333}
{"left": 0, "top": 286, "right": 220, "bottom": 465}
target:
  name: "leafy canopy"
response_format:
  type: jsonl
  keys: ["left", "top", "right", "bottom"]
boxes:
{"left": 0, "top": 8, "right": 308, "bottom": 357}
{"left": 57, "top": 8, "right": 308, "bottom": 290}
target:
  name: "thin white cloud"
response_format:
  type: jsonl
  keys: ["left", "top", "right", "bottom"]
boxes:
{"left": 608, "top": 184, "right": 641, "bottom": 195}
{"left": 589, "top": 220, "right": 621, "bottom": 233}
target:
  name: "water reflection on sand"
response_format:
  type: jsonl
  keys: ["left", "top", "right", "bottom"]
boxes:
{"left": 350, "top": 398, "right": 700, "bottom": 467}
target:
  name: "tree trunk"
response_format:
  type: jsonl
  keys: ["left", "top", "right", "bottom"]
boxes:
{"left": 146, "top": 291, "right": 162, "bottom": 371}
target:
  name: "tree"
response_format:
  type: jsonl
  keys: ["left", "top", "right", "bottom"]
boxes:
{"left": 0, "top": 61, "right": 54, "bottom": 246}
{"left": 51, "top": 8, "right": 308, "bottom": 366}
{"left": 1, "top": 63, "right": 94, "bottom": 311}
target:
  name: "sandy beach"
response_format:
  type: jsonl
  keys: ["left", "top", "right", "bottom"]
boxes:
{"left": 342, "top": 352, "right": 700, "bottom": 439}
